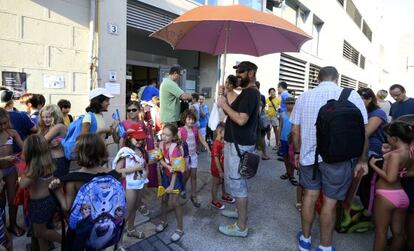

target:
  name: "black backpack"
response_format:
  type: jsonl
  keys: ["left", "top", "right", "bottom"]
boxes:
{"left": 314, "top": 88, "right": 365, "bottom": 169}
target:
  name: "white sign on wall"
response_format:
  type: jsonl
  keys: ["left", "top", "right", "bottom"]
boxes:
{"left": 43, "top": 75, "right": 65, "bottom": 89}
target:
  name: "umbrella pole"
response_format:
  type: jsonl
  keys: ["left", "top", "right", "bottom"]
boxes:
{"left": 216, "top": 21, "right": 229, "bottom": 100}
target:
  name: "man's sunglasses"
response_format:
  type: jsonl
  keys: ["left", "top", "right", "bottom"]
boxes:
{"left": 236, "top": 69, "right": 247, "bottom": 74}
{"left": 127, "top": 108, "right": 138, "bottom": 112}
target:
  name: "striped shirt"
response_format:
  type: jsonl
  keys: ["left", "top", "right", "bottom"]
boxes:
{"left": 290, "top": 81, "right": 368, "bottom": 166}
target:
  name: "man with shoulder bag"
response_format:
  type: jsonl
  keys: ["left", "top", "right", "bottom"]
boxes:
{"left": 216, "top": 61, "right": 260, "bottom": 238}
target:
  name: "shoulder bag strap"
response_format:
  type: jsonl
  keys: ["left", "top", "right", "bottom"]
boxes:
{"left": 270, "top": 98, "right": 278, "bottom": 112}
{"left": 228, "top": 120, "right": 242, "bottom": 159}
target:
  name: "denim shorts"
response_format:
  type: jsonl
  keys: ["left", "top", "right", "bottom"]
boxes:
{"left": 299, "top": 160, "right": 354, "bottom": 201}
{"left": 224, "top": 142, "right": 255, "bottom": 198}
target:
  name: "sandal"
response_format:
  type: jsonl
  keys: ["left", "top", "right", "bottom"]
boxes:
{"left": 126, "top": 229, "right": 145, "bottom": 239}
{"left": 261, "top": 156, "right": 270, "bottom": 160}
{"left": 170, "top": 229, "right": 184, "bottom": 242}
{"left": 138, "top": 205, "right": 150, "bottom": 216}
{"left": 295, "top": 203, "right": 302, "bottom": 212}
{"left": 7, "top": 225, "right": 25, "bottom": 237}
{"left": 289, "top": 176, "right": 299, "bottom": 186}
{"left": 190, "top": 196, "right": 201, "bottom": 208}
{"left": 280, "top": 173, "right": 289, "bottom": 180}
{"left": 155, "top": 221, "right": 168, "bottom": 233}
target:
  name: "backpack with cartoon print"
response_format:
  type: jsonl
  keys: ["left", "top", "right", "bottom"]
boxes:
{"left": 67, "top": 175, "right": 126, "bottom": 251}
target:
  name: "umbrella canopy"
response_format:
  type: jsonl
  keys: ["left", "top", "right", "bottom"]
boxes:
{"left": 150, "top": 4, "right": 311, "bottom": 57}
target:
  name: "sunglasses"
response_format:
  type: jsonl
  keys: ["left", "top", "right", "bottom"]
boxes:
{"left": 127, "top": 108, "right": 138, "bottom": 113}
{"left": 236, "top": 69, "right": 247, "bottom": 74}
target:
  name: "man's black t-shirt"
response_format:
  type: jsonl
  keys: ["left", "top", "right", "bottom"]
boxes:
{"left": 224, "top": 86, "right": 260, "bottom": 145}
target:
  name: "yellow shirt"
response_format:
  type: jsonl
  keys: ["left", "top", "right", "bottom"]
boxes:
{"left": 82, "top": 112, "right": 106, "bottom": 133}
{"left": 63, "top": 115, "right": 71, "bottom": 126}
{"left": 265, "top": 97, "right": 280, "bottom": 119}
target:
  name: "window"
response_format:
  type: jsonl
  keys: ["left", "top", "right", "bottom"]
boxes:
{"left": 340, "top": 75, "right": 357, "bottom": 90}
{"left": 279, "top": 53, "right": 306, "bottom": 96}
{"left": 359, "top": 55, "right": 365, "bottom": 69}
{"left": 346, "top": 0, "right": 362, "bottom": 27}
{"left": 282, "top": 1, "right": 298, "bottom": 25}
{"left": 312, "top": 15, "right": 323, "bottom": 56}
{"left": 192, "top": 0, "right": 206, "bottom": 4}
{"left": 308, "top": 64, "right": 321, "bottom": 89}
{"left": 239, "top": 0, "right": 263, "bottom": 11}
{"left": 362, "top": 20, "right": 373, "bottom": 41}
{"left": 343, "top": 40, "right": 359, "bottom": 66}
{"left": 358, "top": 81, "right": 368, "bottom": 89}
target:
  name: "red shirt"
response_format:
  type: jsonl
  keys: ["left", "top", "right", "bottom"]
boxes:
{"left": 210, "top": 139, "right": 224, "bottom": 177}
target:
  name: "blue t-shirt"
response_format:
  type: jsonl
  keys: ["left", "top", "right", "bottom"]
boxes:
{"left": 199, "top": 104, "right": 209, "bottom": 129}
{"left": 279, "top": 90, "right": 290, "bottom": 112}
{"left": 390, "top": 97, "right": 414, "bottom": 120}
{"left": 368, "top": 108, "right": 387, "bottom": 154}
{"left": 280, "top": 112, "right": 292, "bottom": 141}
{"left": 141, "top": 85, "right": 159, "bottom": 102}
{"left": 9, "top": 111, "right": 35, "bottom": 152}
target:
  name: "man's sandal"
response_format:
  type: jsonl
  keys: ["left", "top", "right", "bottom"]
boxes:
{"left": 126, "top": 229, "right": 145, "bottom": 239}
{"left": 170, "top": 229, "right": 184, "bottom": 242}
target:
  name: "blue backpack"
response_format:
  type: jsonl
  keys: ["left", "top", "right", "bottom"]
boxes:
{"left": 62, "top": 112, "right": 97, "bottom": 160}
{"left": 68, "top": 175, "right": 126, "bottom": 251}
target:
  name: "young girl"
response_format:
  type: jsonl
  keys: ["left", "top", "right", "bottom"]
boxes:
{"left": 113, "top": 127, "right": 148, "bottom": 239}
{"left": 49, "top": 133, "right": 122, "bottom": 251}
{"left": 369, "top": 121, "right": 414, "bottom": 251}
{"left": 211, "top": 122, "right": 235, "bottom": 210}
{"left": 0, "top": 108, "right": 25, "bottom": 237}
{"left": 156, "top": 124, "right": 185, "bottom": 242}
{"left": 19, "top": 135, "right": 60, "bottom": 251}
{"left": 38, "top": 104, "right": 68, "bottom": 178}
{"left": 179, "top": 110, "right": 210, "bottom": 208}
{"left": 120, "top": 101, "right": 151, "bottom": 214}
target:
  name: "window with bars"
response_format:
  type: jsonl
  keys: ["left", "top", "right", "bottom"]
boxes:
{"left": 360, "top": 55, "right": 365, "bottom": 69}
{"left": 308, "top": 64, "right": 321, "bottom": 89}
{"left": 340, "top": 75, "right": 357, "bottom": 90}
{"left": 343, "top": 40, "right": 360, "bottom": 66}
{"left": 279, "top": 53, "right": 306, "bottom": 96}
{"left": 346, "top": 0, "right": 362, "bottom": 27}
{"left": 358, "top": 81, "right": 368, "bottom": 90}
{"left": 362, "top": 21, "right": 373, "bottom": 41}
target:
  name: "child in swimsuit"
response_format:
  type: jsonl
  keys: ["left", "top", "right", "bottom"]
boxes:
{"left": 369, "top": 121, "right": 414, "bottom": 251}
{"left": 38, "top": 105, "right": 68, "bottom": 178}
{"left": 19, "top": 134, "right": 60, "bottom": 251}
{"left": 0, "top": 108, "right": 25, "bottom": 237}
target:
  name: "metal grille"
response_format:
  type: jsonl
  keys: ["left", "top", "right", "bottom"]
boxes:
{"left": 360, "top": 55, "right": 365, "bottom": 69}
{"left": 127, "top": 0, "right": 177, "bottom": 32}
{"left": 340, "top": 75, "right": 357, "bottom": 90}
{"left": 279, "top": 53, "right": 306, "bottom": 96}
{"left": 308, "top": 64, "right": 321, "bottom": 89}
{"left": 362, "top": 21, "right": 373, "bottom": 41}
{"left": 343, "top": 40, "right": 359, "bottom": 65}
{"left": 346, "top": 0, "right": 362, "bottom": 27}
{"left": 358, "top": 81, "right": 368, "bottom": 89}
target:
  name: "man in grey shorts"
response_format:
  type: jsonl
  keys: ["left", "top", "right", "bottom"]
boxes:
{"left": 216, "top": 61, "right": 260, "bottom": 238}
{"left": 290, "top": 66, "right": 368, "bottom": 251}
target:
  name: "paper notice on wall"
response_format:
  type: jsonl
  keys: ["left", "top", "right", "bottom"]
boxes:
{"left": 105, "top": 82, "right": 121, "bottom": 95}
{"left": 44, "top": 75, "right": 65, "bottom": 89}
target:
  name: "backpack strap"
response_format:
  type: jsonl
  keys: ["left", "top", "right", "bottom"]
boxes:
{"left": 88, "top": 112, "right": 98, "bottom": 132}
{"left": 168, "top": 143, "right": 177, "bottom": 161}
{"left": 179, "top": 127, "right": 187, "bottom": 141}
{"left": 192, "top": 127, "right": 199, "bottom": 144}
{"left": 339, "top": 88, "right": 352, "bottom": 102}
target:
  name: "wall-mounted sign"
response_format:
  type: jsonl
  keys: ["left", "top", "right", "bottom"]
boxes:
{"left": 44, "top": 75, "right": 65, "bottom": 89}
{"left": 1, "top": 71, "right": 27, "bottom": 94}
{"left": 107, "top": 23, "right": 119, "bottom": 35}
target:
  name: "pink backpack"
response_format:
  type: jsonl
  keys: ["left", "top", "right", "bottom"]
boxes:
{"left": 179, "top": 127, "right": 199, "bottom": 144}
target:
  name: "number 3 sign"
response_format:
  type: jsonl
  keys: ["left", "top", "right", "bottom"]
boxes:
{"left": 107, "top": 23, "right": 119, "bottom": 35}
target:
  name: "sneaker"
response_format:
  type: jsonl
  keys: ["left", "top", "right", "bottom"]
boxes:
{"left": 297, "top": 231, "right": 312, "bottom": 251}
{"left": 212, "top": 201, "right": 225, "bottom": 210}
{"left": 316, "top": 247, "right": 336, "bottom": 251}
{"left": 219, "top": 223, "right": 248, "bottom": 237}
{"left": 170, "top": 229, "right": 184, "bottom": 242}
{"left": 272, "top": 146, "right": 278, "bottom": 151}
{"left": 222, "top": 195, "right": 236, "bottom": 203}
{"left": 221, "top": 210, "right": 238, "bottom": 218}
{"left": 180, "top": 190, "right": 187, "bottom": 199}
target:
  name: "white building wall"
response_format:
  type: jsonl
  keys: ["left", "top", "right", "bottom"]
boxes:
{"left": 0, "top": 0, "right": 90, "bottom": 115}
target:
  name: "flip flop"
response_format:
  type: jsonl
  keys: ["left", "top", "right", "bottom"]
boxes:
{"left": 261, "top": 156, "right": 270, "bottom": 160}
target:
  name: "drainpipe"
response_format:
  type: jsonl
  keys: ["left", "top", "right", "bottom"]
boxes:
{"left": 88, "top": 0, "right": 97, "bottom": 90}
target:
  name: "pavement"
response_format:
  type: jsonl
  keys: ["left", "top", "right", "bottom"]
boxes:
{"left": 126, "top": 148, "right": 374, "bottom": 251}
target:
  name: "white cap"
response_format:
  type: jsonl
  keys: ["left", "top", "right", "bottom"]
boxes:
{"left": 89, "top": 88, "right": 114, "bottom": 100}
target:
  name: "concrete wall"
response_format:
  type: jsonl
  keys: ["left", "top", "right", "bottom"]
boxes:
{"left": 0, "top": 0, "right": 90, "bottom": 115}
